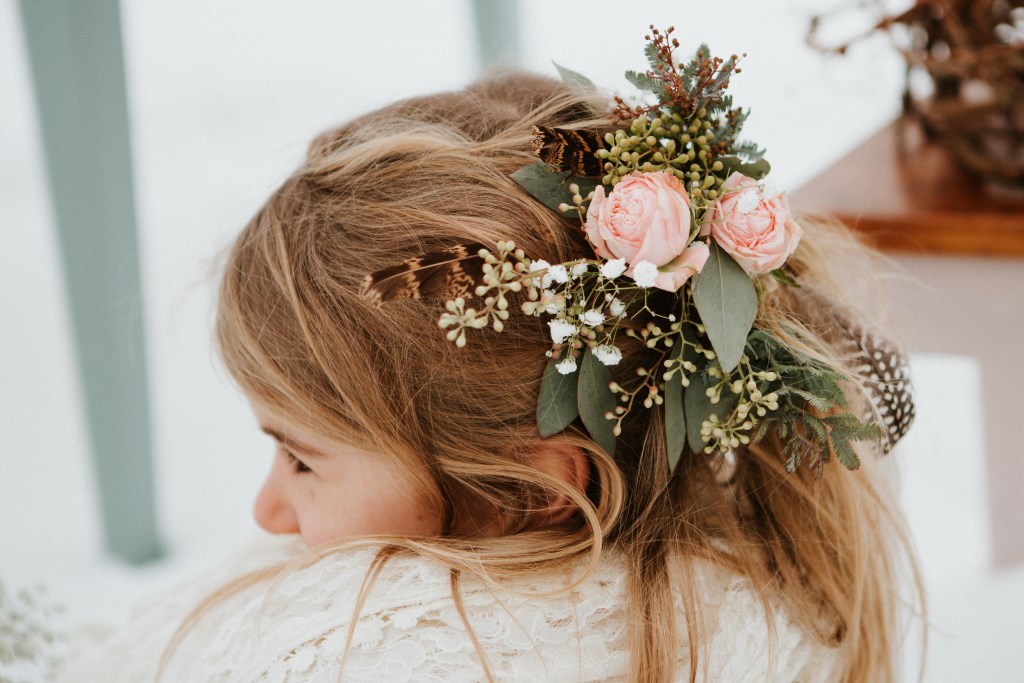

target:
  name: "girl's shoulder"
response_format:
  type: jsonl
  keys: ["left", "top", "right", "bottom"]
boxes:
{"left": 60, "top": 535, "right": 840, "bottom": 682}
{"left": 169, "top": 542, "right": 636, "bottom": 682}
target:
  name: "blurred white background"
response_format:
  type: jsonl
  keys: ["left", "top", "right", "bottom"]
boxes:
{"left": 1, "top": 1, "right": 1021, "bottom": 680}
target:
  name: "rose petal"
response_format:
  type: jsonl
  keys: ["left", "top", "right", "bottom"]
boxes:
{"left": 653, "top": 240, "right": 710, "bottom": 292}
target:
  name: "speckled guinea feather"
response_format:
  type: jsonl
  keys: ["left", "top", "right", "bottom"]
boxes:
{"left": 850, "top": 328, "right": 916, "bottom": 453}
{"left": 835, "top": 318, "right": 916, "bottom": 453}
{"left": 360, "top": 243, "right": 489, "bottom": 305}
{"left": 531, "top": 125, "right": 606, "bottom": 176}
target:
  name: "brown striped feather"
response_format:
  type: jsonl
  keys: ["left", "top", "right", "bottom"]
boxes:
{"left": 360, "top": 243, "right": 489, "bottom": 305}
{"left": 531, "top": 125, "right": 606, "bottom": 176}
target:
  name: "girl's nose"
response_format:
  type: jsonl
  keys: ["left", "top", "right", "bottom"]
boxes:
{"left": 253, "top": 471, "right": 299, "bottom": 535}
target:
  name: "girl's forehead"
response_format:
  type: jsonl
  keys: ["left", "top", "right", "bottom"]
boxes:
{"left": 250, "top": 399, "right": 323, "bottom": 441}
{"left": 247, "top": 395, "right": 376, "bottom": 455}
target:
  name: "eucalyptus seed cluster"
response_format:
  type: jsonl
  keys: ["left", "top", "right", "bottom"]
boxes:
{"left": 662, "top": 353, "right": 698, "bottom": 384}
{"left": 437, "top": 241, "right": 526, "bottom": 347}
{"left": 556, "top": 182, "right": 595, "bottom": 223}
{"left": 608, "top": 318, "right": 708, "bottom": 436}
{"left": 700, "top": 355, "right": 781, "bottom": 453}
{"left": 598, "top": 109, "right": 728, "bottom": 208}
{"left": 606, "top": 368, "right": 662, "bottom": 437}
{"left": 624, "top": 317, "right": 680, "bottom": 349}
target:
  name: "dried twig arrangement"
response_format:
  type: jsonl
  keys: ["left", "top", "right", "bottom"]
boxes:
{"left": 810, "top": 0, "right": 1024, "bottom": 187}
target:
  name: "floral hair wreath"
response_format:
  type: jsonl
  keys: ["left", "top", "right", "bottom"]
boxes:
{"left": 361, "top": 26, "right": 915, "bottom": 477}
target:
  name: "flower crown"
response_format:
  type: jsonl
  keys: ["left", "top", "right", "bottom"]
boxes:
{"left": 361, "top": 26, "right": 915, "bottom": 476}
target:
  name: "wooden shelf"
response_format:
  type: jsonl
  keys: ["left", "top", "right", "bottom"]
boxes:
{"left": 792, "top": 119, "right": 1024, "bottom": 257}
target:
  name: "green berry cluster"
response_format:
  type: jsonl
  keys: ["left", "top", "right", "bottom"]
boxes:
{"left": 599, "top": 109, "right": 728, "bottom": 211}
{"left": 699, "top": 356, "right": 781, "bottom": 453}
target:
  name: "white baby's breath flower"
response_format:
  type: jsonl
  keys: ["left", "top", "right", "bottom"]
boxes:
{"left": 600, "top": 258, "right": 627, "bottom": 279}
{"left": 631, "top": 260, "right": 658, "bottom": 288}
{"left": 529, "top": 259, "right": 551, "bottom": 286}
{"left": 541, "top": 291, "right": 563, "bottom": 315}
{"left": 548, "top": 319, "right": 577, "bottom": 344}
{"left": 546, "top": 264, "right": 569, "bottom": 285}
{"left": 593, "top": 344, "right": 623, "bottom": 366}
{"left": 580, "top": 309, "right": 606, "bottom": 327}
{"left": 571, "top": 262, "right": 589, "bottom": 278}
{"left": 737, "top": 188, "right": 760, "bottom": 214}
{"left": 608, "top": 297, "right": 626, "bottom": 317}
{"left": 556, "top": 356, "right": 578, "bottom": 374}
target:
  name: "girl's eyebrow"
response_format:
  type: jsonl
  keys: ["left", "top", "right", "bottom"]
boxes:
{"left": 260, "top": 426, "right": 329, "bottom": 460}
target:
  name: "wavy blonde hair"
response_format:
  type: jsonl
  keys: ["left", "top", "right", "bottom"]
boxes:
{"left": 165, "top": 72, "right": 923, "bottom": 682}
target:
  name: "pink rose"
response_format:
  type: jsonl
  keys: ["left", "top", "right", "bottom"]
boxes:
{"left": 700, "top": 173, "right": 802, "bottom": 274}
{"left": 585, "top": 171, "right": 706, "bottom": 292}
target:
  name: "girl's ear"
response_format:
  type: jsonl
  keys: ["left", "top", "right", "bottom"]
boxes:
{"left": 526, "top": 439, "right": 592, "bottom": 528}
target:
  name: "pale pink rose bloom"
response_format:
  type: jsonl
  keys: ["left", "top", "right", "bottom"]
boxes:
{"left": 701, "top": 173, "right": 802, "bottom": 274}
{"left": 585, "top": 171, "right": 693, "bottom": 266}
{"left": 585, "top": 170, "right": 703, "bottom": 292}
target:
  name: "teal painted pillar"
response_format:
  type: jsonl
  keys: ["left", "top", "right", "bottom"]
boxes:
{"left": 472, "top": 0, "right": 521, "bottom": 71}
{"left": 17, "top": 0, "right": 162, "bottom": 562}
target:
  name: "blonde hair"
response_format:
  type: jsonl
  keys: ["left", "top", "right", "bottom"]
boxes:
{"left": 169, "top": 72, "right": 923, "bottom": 682}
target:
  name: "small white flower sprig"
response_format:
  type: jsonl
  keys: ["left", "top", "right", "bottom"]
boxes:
{"left": 436, "top": 237, "right": 676, "bottom": 369}
{"left": 435, "top": 240, "right": 684, "bottom": 366}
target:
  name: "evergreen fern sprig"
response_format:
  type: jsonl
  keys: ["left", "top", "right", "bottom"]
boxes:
{"left": 612, "top": 26, "right": 743, "bottom": 123}
{"left": 731, "top": 139, "right": 767, "bottom": 163}
{"left": 742, "top": 330, "right": 884, "bottom": 476}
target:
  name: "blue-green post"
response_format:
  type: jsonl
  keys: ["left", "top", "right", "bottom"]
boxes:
{"left": 17, "top": 0, "right": 162, "bottom": 562}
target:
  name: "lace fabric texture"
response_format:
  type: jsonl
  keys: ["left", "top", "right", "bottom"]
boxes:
{"left": 58, "top": 534, "right": 840, "bottom": 682}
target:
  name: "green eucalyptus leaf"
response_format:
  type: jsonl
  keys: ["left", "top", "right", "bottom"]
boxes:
{"left": 536, "top": 358, "right": 580, "bottom": 437}
{"left": 718, "top": 155, "right": 771, "bottom": 180}
{"left": 511, "top": 162, "right": 599, "bottom": 214}
{"left": 692, "top": 242, "right": 758, "bottom": 373}
{"left": 578, "top": 349, "right": 617, "bottom": 456}
{"left": 664, "top": 343, "right": 687, "bottom": 472}
{"left": 553, "top": 61, "right": 596, "bottom": 90}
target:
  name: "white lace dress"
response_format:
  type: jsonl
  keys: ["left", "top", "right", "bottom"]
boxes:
{"left": 58, "top": 534, "right": 841, "bottom": 682}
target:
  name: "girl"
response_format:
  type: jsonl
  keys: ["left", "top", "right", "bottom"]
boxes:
{"left": 60, "top": 39, "right": 921, "bottom": 683}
